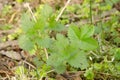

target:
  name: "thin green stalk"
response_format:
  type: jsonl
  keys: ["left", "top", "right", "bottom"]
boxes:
{"left": 89, "top": 0, "right": 93, "bottom": 24}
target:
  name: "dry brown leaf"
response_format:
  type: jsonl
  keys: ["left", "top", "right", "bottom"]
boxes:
{"left": 0, "top": 50, "right": 22, "bottom": 60}
{"left": 0, "top": 40, "right": 18, "bottom": 50}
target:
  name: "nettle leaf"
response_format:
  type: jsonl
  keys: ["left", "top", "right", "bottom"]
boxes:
{"left": 36, "top": 37, "right": 53, "bottom": 48}
{"left": 47, "top": 54, "right": 66, "bottom": 74}
{"left": 34, "top": 18, "right": 48, "bottom": 32}
{"left": 20, "top": 13, "right": 34, "bottom": 32}
{"left": 68, "top": 51, "right": 89, "bottom": 69}
{"left": 49, "top": 16, "right": 65, "bottom": 31}
{"left": 18, "top": 35, "right": 34, "bottom": 51}
{"left": 55, "top": 34, "right": 69, "bottom": 51}
{"left": 68, "top": 25, "right": 98, "bottom": 50}
{"left": 79, "top": 38, "right": 98, "bottom": 50}
{"left": 80, "top": 25, "right": 94, "bottom": 39}
{"left": 48, "top": 34, "right": 69, "bottom": 65}
{"left": 68, "top": 26, "right": 80, "bottom": 42}
{"left": 62, "top": 45, "right": 78, "bottom": 60}
{"left": 68, "top": 25, "right": 94, "bottom": 40}
{"left": 54, "top": 64, "right": 66, "bottom": 74}
{"left": 40, "top": 4, "right": 53, "bottom": 19}
{"left": 47, "top": 53, "right": 64, "bottom": 67}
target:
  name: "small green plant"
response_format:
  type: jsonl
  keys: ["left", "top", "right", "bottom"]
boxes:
{"left": 18, "top": 4, "right": 98, "bottom": 76}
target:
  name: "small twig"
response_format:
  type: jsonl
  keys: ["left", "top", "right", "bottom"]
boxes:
{"left": 89, "top": 0, "right": 93, "bottom": 24}
{"left": 56, "top": 0, "right": 71, "bottom": 21}
{"left": 90, "top": 51, "right": 99, "bottom": 58}
{"left": 24, "top": 3, "right": 37, "bottom": 22}
{"left": 23, "top": 60, "right": 36, "bottom": 69}
{"left": 0, "top": 18, "right": 6, "bottom": 21}
{"left": 44, "top": 48, "right": 48, "bottom": 59}
{"left": 8, "top": 11, "right": 18, "bottom": 23}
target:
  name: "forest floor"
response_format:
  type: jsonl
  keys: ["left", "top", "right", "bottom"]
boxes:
{"left": 0, "top": 0, "right": 120, "bottom": 80}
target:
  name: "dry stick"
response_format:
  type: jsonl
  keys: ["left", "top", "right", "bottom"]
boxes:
{"left": 44, "top": 48, "right": 48, "bottom": 59}
{"left": 8, "top": 11, "right": 18, "bottom": 23}
{"left": 90, "top": 51, "right": 99, "bottom": 58}
{"left": 23, "top": 60, "right": 36, "bottom": 69}
{"left": 0, "top": 18, "right": 6, "bottom": 21}
{"left": 24, "top": 3, "right": 49, "bottom": 60}
{"left": 24, "top": 3, "right": 37, "bottom": 22}
{"left": 56, "top": 0, "right": 71, "bottom": 21}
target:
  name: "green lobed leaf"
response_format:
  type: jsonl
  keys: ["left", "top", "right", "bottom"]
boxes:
{"left": 54, "top": 64, "right": 66, "bottom": 74}
{"left": 18, "top": 35, "right": 34, "bottom": 51}
{"left": 47, "top": 53, "right": 66, "bottom": 74}
{"left": 68, "top": 26, "right": 80, "bottom": 42}
{"left": 68, "top": 25, "right": 98, "bottom": 50}
{"left": 36, "top": 37, "right": 53, "bottom": 48}
{"left": 40, "top": 4, "right": 53, "bottom": 20}
{"left": 80, "top": 25, "right": 94, "bottom": 39}
{"left": 34, "top": 18, "right": 48, "bottom": 33}
{"left": 49, "top": 17, "right": 65, "bottom": 31}
{"left": 68, "top": 51, "right": 89, "bottom": 69}
{"left": 62, "top": 45, "right": 78, "bottom": 60}
{"left": 54, "top": 34, "right": 69, "bottom": 52}
{"left": 78, "top": 38, "right": 98, "bottom": 50}
{"left": 20, "top": 13, "right": 34, "bottom": 32}
{"left": 48, "top": 34, "right": 70, "bottom": 64}
{"left": 47, "top": 53, "right": 64, "bottom": 68}
{"left": 68, "top": 25, "right": 95, "bottom": 41}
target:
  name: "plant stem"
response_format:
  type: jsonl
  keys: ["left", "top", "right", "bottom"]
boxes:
{"left": 89, "top": 0, "right": 93, "bottom": 24}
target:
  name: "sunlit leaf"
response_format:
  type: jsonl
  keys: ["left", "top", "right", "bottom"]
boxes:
{"left": 68, "top": 25, "right": 98, "bottom": 50}
{"left": 20, "top": 13, "right": 34, "bottom": 32}
{"left": 68, "top": 51, "right": 89, "bottom": 69}
{"left": 18, "top": 35, "right": 34, "bottom": 51}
